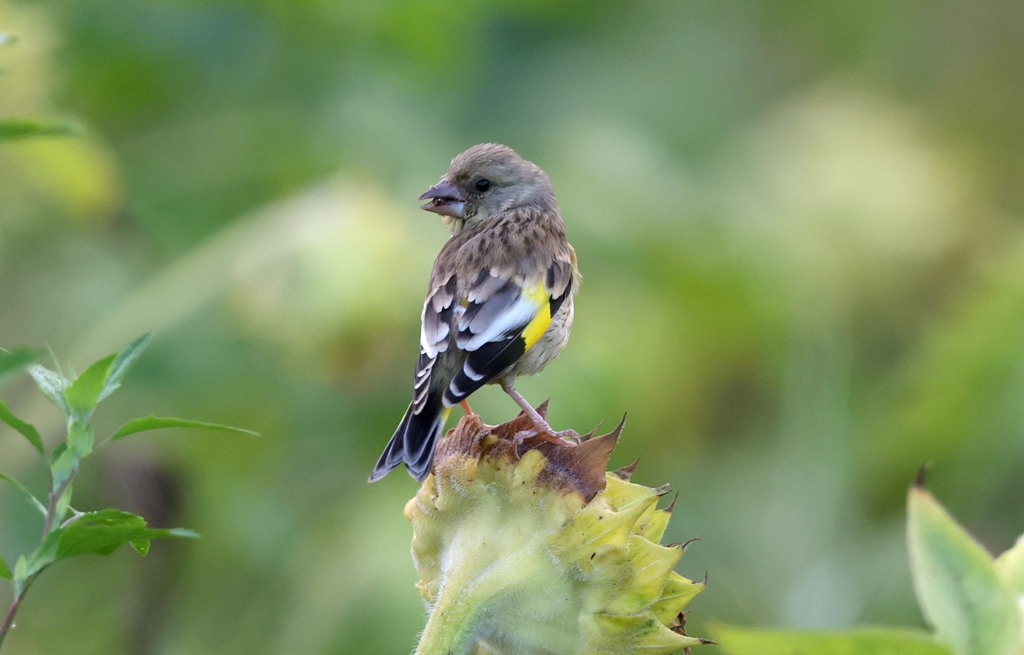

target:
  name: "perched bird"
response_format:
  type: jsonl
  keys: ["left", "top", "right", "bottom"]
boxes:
{"left": 370, "top": 143, "right": 580, "bottom": 482}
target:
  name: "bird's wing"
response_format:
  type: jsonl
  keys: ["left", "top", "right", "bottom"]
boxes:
{"left": 412, "top": 276, "right": 456, "bottom": 415}
{"left": 440, "top": 259, "right": 574, "bottom": 406}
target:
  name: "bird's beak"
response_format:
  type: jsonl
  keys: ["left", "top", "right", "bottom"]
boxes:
{"left": 419, "top": 178, "right": 466, "bottom": 219}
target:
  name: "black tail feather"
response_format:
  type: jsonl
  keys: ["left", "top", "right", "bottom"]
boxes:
{"left": 369, "top": 399, "right": 448, "bottom": 482}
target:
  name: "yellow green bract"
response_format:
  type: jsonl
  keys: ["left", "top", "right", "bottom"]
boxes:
{"left": 405, "top": 408, "right": 707, "bottom": 655}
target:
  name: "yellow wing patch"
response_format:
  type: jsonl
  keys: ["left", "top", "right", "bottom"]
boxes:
{"left": 521, "top": 286, "right": 552, "bottom": 351}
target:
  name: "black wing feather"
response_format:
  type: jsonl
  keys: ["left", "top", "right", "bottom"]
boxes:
{"left": 443, "top": 333, "right": 526, "bottom": 406}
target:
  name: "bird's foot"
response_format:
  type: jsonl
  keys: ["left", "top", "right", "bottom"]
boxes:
{"left": 519, "top": 417, "right": 581, "bottom": 445}
{"left": 507, "top": 396, "right": 580, "bottom": 444}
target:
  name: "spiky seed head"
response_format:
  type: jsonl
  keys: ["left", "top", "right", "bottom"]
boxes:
{"left": 405, "top": 409, "right": 708, "bottom": 655}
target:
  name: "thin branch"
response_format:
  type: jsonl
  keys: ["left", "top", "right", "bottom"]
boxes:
{"left": 0, "top": 585, "right": 27, "bottom": 648}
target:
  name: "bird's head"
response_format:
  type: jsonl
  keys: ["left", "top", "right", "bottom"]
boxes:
{"left": 419, "top": 143, "right": 556, "bottom": 229}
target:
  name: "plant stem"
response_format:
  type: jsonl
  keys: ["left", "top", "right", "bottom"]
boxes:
{"left": 0, "top": 477, "right": 67, "bottom": 652}
{"left": 416, "top": 586, "right": 479, "bottom": 655}
{"left": 41, "top": 479, "right": 70, "bottom": 538}
{"left": 0, "top": 587, "right": 26, "bottom": 649}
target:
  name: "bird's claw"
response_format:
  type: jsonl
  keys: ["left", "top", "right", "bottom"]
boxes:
{"left": 519, "top": 421, "right": 580, "bottom": 446}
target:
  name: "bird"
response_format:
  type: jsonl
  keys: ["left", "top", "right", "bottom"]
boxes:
{"left": 370, "top": 143, "right": 580, "bottom": 482}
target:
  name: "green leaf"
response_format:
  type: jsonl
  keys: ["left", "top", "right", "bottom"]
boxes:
{"left": 908, "top": 484, "right": 1022, "bottom": 655}
{"left": 0, "top": 555, "right": 10, "bottom": 580}
{"left": 0, "top": 472, "right": 47, "bottom": 515}
{"left": 0, "top": 347, "right": 44, "bottom": 385}
{"left": 67, "top": 421, "right": 94, "bottom": 458}
{"left": 53, "top": 509, "right": 198, "bottom": 559}
{"left": 16, "top": 531, "right": 61, "bottom": 593}
{"left": 995, "top": 535, "right": 1024, "bottom": 595}
{"left": 11, "top": 509, "right": 198, "bottom": 592}
{"left": 53, "top": 483, "right": 73, "bottom": 527}
{"left": 48, "top": 441, "right": 66, "bottom": 467}
{"left": 65, "top": 354, "right": 115, "bottom": 421}
{"left": 108, "top": 415, "right": 259, "bottom": 443}
{"left": 0, "top": 33, "right": 17, "bottom": 48}
{"left": 0, "top": 399, "right": 45, "bottom": 455}
{"left": 27, "top": 364, "right": 71, "bottom": 417}
{"left": 12, "top": 556, "right": 28, "bottom": 595}
{"left": 0, "top": 118, "right": 81, "bottom": 142}
{"left": 97, "top": 333, "right": 151, "bottom": 403}
{"left": 711, "top": 625, "right": 953, "bottom": 655}
{"left": 48, "top": 442, "right": 78, "bottom": 490}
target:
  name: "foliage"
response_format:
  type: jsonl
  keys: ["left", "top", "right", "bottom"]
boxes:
{"left": 0, "top": 118, "right": 80, "bottom": 142}
{"left": 0, "top": 31, "right": 81, "bottom": 144}
{"left": 713, "top": 478, "right": 1024, "bottom": 655}
{"left": 712, "top": 626, "right": 951, "bottom": 655}
{"left": 0, "top": 349, "right": 44, "bottom": 386}
{"left": 0, "top": 334, "right": 254, "bottom": 650}
{"left": 907, "top": 479, "right": 1022, "bottom": 655}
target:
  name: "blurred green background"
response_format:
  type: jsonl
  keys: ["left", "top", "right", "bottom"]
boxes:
{"left": 1, "top": 0, "right": 1023, "bottom": 652}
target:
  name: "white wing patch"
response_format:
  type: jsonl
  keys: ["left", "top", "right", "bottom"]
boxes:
{"left": 457, "top": 290, "right": 544, "bottom": 352}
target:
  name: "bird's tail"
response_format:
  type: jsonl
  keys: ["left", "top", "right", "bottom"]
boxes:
{"left": 369, "top": 400, "right": 452, "bottom": 482}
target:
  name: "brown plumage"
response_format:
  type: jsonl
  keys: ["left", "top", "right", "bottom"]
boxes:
{"left": 370, "top": 144, "right": 580, "bottom": 482}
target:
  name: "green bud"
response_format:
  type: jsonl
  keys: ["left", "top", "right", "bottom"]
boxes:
{"left": 406, "top": 406, "right": 709, "bottom": 655}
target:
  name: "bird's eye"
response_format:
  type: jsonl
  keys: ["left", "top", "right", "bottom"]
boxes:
{"left": 475, "top": 178, "right": 491, "bottom": 192}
